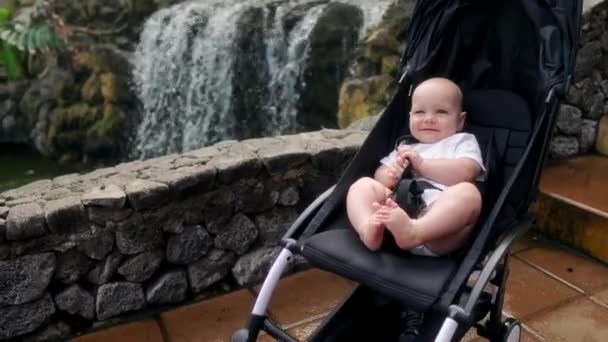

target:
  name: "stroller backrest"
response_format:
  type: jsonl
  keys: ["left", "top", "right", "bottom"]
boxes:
{"left": 462, "top": 89, "right": 532, "bottom": 209}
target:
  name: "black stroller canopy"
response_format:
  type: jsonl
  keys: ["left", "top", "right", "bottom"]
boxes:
{"left": 401, "top": 0, "right": 581, "bottom": 110}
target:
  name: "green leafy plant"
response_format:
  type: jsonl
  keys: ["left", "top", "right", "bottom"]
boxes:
{"left": 0, "top": 1, "right": 64, "bottom": 80}
{"left": 0, "top": 7, "right": 23, "bottom": 80}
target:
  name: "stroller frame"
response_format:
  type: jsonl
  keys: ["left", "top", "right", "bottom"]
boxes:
{"left": 233, "top": 0, "right": 582, "bottom": 341}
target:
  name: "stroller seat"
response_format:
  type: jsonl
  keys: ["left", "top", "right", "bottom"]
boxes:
{"left": 301, "top": 88, "right": 532, "bottom": 313}
{"left": 303, "top": 226, "right": 457, "bottom": 312}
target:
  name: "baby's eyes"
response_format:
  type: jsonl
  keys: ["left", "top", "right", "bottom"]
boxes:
{"left": 411, "top": 110, "right": 449, "bottom": 115}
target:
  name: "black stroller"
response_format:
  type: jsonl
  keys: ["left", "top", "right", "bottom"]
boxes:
{"left": 233, "top": 0, "right": 582, "bottom": 341}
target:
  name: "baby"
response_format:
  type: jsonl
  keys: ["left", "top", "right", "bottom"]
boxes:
{"left": 346, "top": 77, "right": 484, "bottom": 256}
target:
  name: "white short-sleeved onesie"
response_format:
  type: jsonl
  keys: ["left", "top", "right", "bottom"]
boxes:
{"left": 380, "top": 132, "right": 486, "bottom": 207}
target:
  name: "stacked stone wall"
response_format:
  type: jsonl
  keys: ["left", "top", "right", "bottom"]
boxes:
{"left": 0, "top": 129, "right": 365, "bottom": 341}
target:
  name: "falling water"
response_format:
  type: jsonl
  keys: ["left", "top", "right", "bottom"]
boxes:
{"left": 132, "top": 1, "right": 247, "bottom": 158}
{"left": 264, "top": 2, "right": 328, "bottom": 134}
{"left": 131, "top": 0, "right": 392, "bottom": 159}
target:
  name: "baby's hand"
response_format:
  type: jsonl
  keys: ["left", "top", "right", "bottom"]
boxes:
{"left": 397, "top": 145, "right": 423, "bottom": 170}
{"left": 386, "top": 162, "right": 405, "bottom": 188}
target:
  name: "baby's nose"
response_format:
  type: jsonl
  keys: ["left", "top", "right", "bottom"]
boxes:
{"left": 423, "top": 114, "right": 436, "bottom": 122}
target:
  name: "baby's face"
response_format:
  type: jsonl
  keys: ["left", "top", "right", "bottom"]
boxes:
{"left": 409, "top": 81, "right": 465, "bottom": 144}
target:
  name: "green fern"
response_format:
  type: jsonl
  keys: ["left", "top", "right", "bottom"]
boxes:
{"left": 0, "top": 2, "right": 64, "bottom": 80}
{"left": 0, "top": 8, "right": 21, "bottom": 80}
{"left": 0, "top": 22, "right": 63, "bottom": 55}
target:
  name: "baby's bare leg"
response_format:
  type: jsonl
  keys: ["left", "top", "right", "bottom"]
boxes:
{"left": 346, "top": 177, "right": 390, "bottom": 251}
{"left": 415, "top": 182, "right": 482, "bottom": 255}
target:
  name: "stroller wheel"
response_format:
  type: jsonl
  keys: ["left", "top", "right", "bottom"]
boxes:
{"left": 498, "top": 318, "right": 521, "bottom": 342}
{"left": 231, "top": 329, "right": 250, "bottom": 342}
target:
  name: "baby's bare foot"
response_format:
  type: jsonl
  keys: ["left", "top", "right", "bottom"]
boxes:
{"left": 382, "top": 198, "right": 420, "bottom": 250}
{"left": 359, "top": 202, "right": 385, "bottom": 251}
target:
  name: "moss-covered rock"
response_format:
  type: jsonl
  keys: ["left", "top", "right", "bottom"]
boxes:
{"left": 45, "top": 102, "right": 127, "bottom": 160}
{"left": 81, "top": 72, "right": 103, "bottom": 103}
{"left": 84, "top": 104, "right": 127, "bottom": 159}
{"left": 47, "top": 103, "right": 102, "bottom": 158}
{"left": 381, "top": 55, "right": 401, "bottom": 76}
{"left": 338, "top": 75, "right": 394, "bottom": 128}
{"left": 336, "top": 0, "right": 415, "bottom": 128}
{"left": 73, "top": 47, "right": 131, "bottom": 74}
{"left": 88, "top": 104, "right": 126, "bottom": 138}
{"left": 364, "top": 28, "right": 402, "bottom": 64}
{"left": 100, "top": 73, "right": 131, "bottom": 104}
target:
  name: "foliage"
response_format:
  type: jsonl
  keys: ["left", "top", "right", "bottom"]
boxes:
{"left": 87, "top": 112, "right": 124, "bottom": 138}
{"left": 0, "top": 0, "right": 65, "bottom": 80}
{"left": 0, "top": 6, "right": 22, "bottom": 80}
{"left": 0, "top": 21, "right": 64, "bottom": 54}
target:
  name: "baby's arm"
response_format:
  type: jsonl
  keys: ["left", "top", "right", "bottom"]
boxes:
{"left": 415, "top": 158, "right": 481, "bottom": 185}
{"left": 374, "top": 152, "right": 408, "bottom": 189}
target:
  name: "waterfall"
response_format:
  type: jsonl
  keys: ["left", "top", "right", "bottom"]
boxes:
{"left": 131, "top": 0, "right": 392, "bottom": 159}
{"left": 264, "top": 2, "right": 328, "bottom": 134}
{"left": 132, "top": 1, "right": 247, "bottom": 159}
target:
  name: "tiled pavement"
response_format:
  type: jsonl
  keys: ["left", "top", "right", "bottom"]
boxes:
{"left": 71, "top": 232, "right": 608, "bottom": 342}
{"left": 71, "top": 155, "right": 608, "bottom": 342}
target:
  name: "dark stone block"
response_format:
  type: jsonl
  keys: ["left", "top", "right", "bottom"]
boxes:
{"left": 87, "top": 249, "right": 123, "bottom": 285}
{"left": 78, "top": 226, "right": 115, "bottom": 260}
{"left": 115, "top": 213, "right": 163, "bottom": 255}
{"left": 22, "top": 321, "right": 71, "bottom": 342}
{"left": 0, "top": 294, "right": 55, "bottom": 339}
{"left": 166, "top": 225, "right": 211, "bottom": 265}
{"left": 54, "top": 284, "right": 95, "bottom": 320}
{"left": 96, "top": 282, "right": 145, "bottom": 320}
{"left": 0, "top": 253, "right": 55, "bottom": 306}
{"left": 214, "top": 214, "right": 258, "bottom": 255}
{"left": 187, "top": 249, "right": 236, "bottom": 293}
{"left": 254, "top": 207, "right": 298, "bottom": 246}
{"left": 146, "top": 270, "right": 188, "bottom": 305}
{"left": 118, "top": 249, "right": 164, "bottom": 282}
{"left": 54, "top": 249, "right": 93, "bottom": 285}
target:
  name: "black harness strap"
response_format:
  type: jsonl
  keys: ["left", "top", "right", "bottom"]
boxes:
{"left": 387, "top": 178, "right": 439, "bottom": 219}
{"left": 385, "top": 134, "right": 440, "bottom": 218}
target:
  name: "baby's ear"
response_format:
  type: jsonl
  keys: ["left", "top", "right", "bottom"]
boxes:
{"left": 458, "top": 111, "right": 467, "bottom": 130}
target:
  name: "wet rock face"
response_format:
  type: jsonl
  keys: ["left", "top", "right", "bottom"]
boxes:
{"left": 231, "top": 6, "right": 271, "bottom": 140}
{"left": 0, "top": 129, "right": 365, "bottom": 339}
{"left": 298, "top": 2, "right": 364, "bottom": 130}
